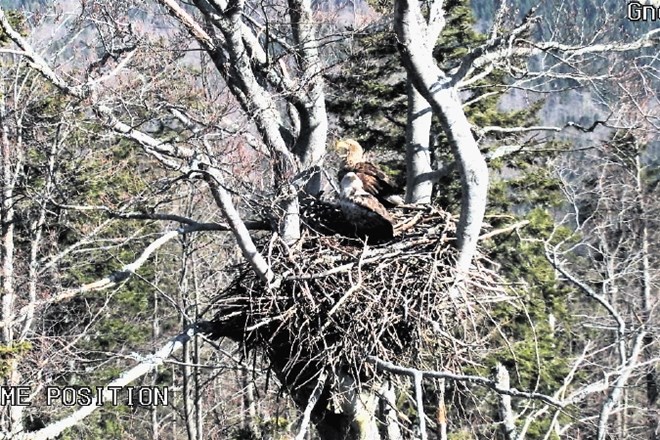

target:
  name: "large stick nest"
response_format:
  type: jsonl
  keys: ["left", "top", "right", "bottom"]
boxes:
{"left": 205, "top": 206, "right": 504, "bottom": 390}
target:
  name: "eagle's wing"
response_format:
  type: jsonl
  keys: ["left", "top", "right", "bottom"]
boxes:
{"left": 299, "top": 193, "right": 356, "bottom": 236}
{"left": 339, "top": 192, "right": 394, "bottom": 243}
{"left": 353, "top": 162, "right": 397, "bottom": 196}
{"left": 339, "top": 162, "right": 399, "bottom": 208}
{"left": 349, "top": 192, "right": 393, "bottom": 222}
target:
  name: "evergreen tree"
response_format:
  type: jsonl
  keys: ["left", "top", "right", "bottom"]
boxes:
{"left": 327, "top": 1, "right": 577, "bottom": 436}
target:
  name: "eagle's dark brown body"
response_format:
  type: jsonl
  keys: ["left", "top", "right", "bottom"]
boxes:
{"left": 339, "top": 172, "right": 394, "bottom": 243}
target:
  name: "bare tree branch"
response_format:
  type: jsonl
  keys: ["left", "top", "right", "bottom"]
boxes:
{"left": 204, "top": 170, "right": 276, "bottom": 285}
{"left": 395, "top": 0, "right": 489, "bottom": 272}
{"left": 462, "top": 26, "right": 660, "bottom": 84}
{"left": 545, "top": 244, "right": 627, "bottom": 344}
{"left": 5, "top": 325, "right": 200, "bottom": 440}
{"left": 479, "top": 120, "right": 608, "bottom": 136}
{"left": 294, "top": 370, "right": 328, "bottom": 440}
{"left": 480, "top": 220, "right": 530, "bottom": 241}
{"left": 368, "top": 356, "right": 564, "bottom": 407}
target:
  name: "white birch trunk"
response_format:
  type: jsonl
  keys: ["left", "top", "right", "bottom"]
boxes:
{"left": 288, "top": 0, "right": 328, "bottom": 195}
{"left": 405, "top": 78, "right": 434, "bottom": 204}
{"left": 597, "top": 331, "right": 647, "bottom": 440}
{"left": 403, "top": 6, "right": 442, "bottom": 205}
{"left": 0, "top": 75, "right": 24, "bottom": 436}
{"left": 394, "top": 0, "right": 488, "bottom": 272}
{"left": 636, "top": 152, "right": 658, "bottom": 440}
{"left": 495, "top": 364, "right": 518, "bottom": 440}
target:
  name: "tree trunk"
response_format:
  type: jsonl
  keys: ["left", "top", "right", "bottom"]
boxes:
{"left": 495, "top": 364, "right": 518, "bottom": 440}
{"left": 597, "top": 331, "right": 647, "bottom": 440}
{"left": 394, "top": 0, "right": 488, "bottom": 272}
{"left": 405, "top": 77, "right": 434, "bottom": 204}
{"left": 242, "top": 368, "right": 260, "bottom": 439}
{"left": 636, "top": 152, "right": 658, "bottom": 440}
{"left": 183, "top": 333, "right": 197, "bottom": 440}
{"left": 288, "top": 0, "right": 328, "bottom": 196}
{"left": 0, "top": 77, "right": 23, "bottom": 436}
{"left": 315, "top": 372, "right": 380, "bottom": 440}
{"left": 435, "top": 379, "right": 447, "bottom": 440}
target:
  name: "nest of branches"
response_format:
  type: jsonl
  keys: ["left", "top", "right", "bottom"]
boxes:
{"left": 205, "top": 206, "right": 504, "bottom": 391}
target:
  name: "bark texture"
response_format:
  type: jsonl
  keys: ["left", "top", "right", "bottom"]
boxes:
{"left": 405, "top": 78, "right": 434, "bottom": 204}
{"left": 394, "top": 0, "right": 488, "bottom": 272}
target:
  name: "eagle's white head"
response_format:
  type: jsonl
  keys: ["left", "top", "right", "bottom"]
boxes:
{"left": 335, "top": 139, "right": 364, "bottom": 165}
{"left": 340, "top": 172, "right": 364, "bottom": 198}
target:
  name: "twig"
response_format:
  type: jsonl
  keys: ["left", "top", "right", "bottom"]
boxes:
{"left": 320, "top": 244, "right": 368, "bottom": 332}
{"left": 294, "top": 370, "right": 328, "bottom": 440}
{"left": 480, "top": 220, "right": 530, "bottom": 240}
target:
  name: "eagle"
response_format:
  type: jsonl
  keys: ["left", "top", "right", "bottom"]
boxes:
{"left": 335, "top": 139, "right": 402, "bottom": 208}
{"left": 339, "top": 172, "right": 394, "bottom": 243}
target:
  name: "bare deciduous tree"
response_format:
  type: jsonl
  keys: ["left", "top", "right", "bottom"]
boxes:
{"left": 0, "top": 1, "right": 658, "bottom": 439}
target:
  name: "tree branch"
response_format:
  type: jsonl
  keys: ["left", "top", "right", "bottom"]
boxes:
{"left": 204, "top": 171, "right": 276, "bottom": 285}
{"left": 451, "top": 7, "right": 539, "bottom": 85}
{"left": 158, "top": 0, "right": 217, "bottom": 52}
{"left": 479, "top": 120, "right": 608, "bottom": 136}
{"left": 464, "top": 29, "right": 660, "bottom": 83}
{"left": 395, "top": 0, "right": 489, "bottom": 272}
{"left": 294, "top": 370, "right": 328, "bottom": 440}
{"left": 8, "top": 325, "right": 200, "bottom": 440}
{"left": 0, "top": 8, "right": 81, "bottom": 96}
{"left": 480, "top": 220, "right": 530, "bottom": 241}
{"left": 368, "top": 356, "right": 564, "bottom": 407}
{"left": 109, "top": 211, "right": 270, "bottom": 231}
{"left": 544, "top": 244, "right": 627, "bottom": 342}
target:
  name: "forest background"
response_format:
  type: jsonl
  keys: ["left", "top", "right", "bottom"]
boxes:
{"left": 0, "top": 0, "right": 658, "bottom": 439}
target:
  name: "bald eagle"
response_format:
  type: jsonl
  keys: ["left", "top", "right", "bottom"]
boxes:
{"left": 335, "top": 139, "right": 402, "bottom": 208}
{"left": 339, "top": 172, "right": 394, "bottom": 243}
